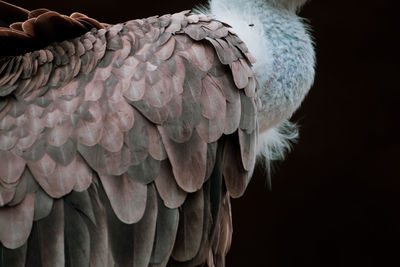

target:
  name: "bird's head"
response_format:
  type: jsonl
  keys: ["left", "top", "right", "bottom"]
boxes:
{"left": 268, "top": 0, "right": 309, "bottom": 13}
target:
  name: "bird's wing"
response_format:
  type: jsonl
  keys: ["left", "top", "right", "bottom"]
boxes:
{"left": 0, "top": 2, "right": 258, "bottom": 266}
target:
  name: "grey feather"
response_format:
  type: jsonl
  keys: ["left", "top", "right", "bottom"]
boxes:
{"left": 133, "top": 183, "right": 158, "bottom": 267}
{"left": 64, "top": 202, "right": 90, "bottom": 267}
{"left": 150, "top": 193, "right": 179, "bottom": 264}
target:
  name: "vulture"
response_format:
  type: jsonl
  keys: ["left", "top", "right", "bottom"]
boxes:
{"left": 0, "top": 0, "right": 315, "bottom": 266}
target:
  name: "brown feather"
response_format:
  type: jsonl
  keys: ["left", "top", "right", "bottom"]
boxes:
{"left": 197, "top": 75, "right": 227, "bottom": 143}
{"left": 64, "top": 190, "right": 96, "bottom": 224}
{"left": 159, "top": 128, "right": 207, "bottom": 193}
{"left": 206, "top": 38, "right": 235, "bottom": 65}
{"left": 0, "top": 193, "right": 34, "bottom": 249}
{"left": 75, "top": 102, "right": 104, "bottom": 146}
{"left": 205, "top": 142, "right": 218, "bottom": 181}
{"left": 143, "top": 71, "right": 174, "bottom": 108}
{"left": 44, "top": 112, "right": 69, "bottom": 144}
{"left": 8, "top": 168, "right": 38, "bottom": 207}
{"left": 0, "top": 243, "right": 27, "bottom": 267}
{"left": 28, "top": 153, "right": 92, "bottom": 198}
{"left": 32, "top": 188, "right": 53, "bottom": 221}
{"left": 88, "top": 182, "right": 113, "bottom": 267}
{"left": 200, "top": 75, "right": 225, "bottom": 120}
{"left": 0, "top": 150, "right": 25, "bottom": 184}
{"left": 178, "top": 41, "right": 214, "bottom": 72}
{"left": 224, "top": 98, "right": 241, "bottom": 135}
{"left": 77, "top": 143, "right": 130, "bottom": 176}
{"left": 123, "top": 76, "right": 147, "bottom": 101}
{"left": 238, "top": 128, "right": 257, "bottom": 172}
{"left": 155, "top": 160, "right": 187, "bottom": 209}
{"left": 184, "top": 24, "right": 208, "bottom": 41}
{"left": 154, "top": 36, "right": 176, "bottom": 61}
{"left": 150, "top": 194, "right": 179, "bottom": 264}
{"left": 161, "top": 100, "right": 201, "bottom": 143}
{"left": 46, "top": 138, "right": 76, "bottom": 166}
{"left": 99, "top": 118, "right": 124, "bottom": 153}
{"left": 64, "top": 201, "right": 90, "bottom": 267}
{"left": 0, "top": 7, "right": 261, "bottom": 266}
{"left": 36, "top": 199, "right": 65, "bottom": 267}
{"left": 0, "top": 185, "right": 14, "bottom": 207}
{"left": 147, "top": 123, "right": 168, "bottom": 161}
{"left": 127, "top": 155, "right": 161, "bottom": 184}
{"left": 239, "top": 92, "right": 257, "bottom": 133}
{"left": 133, "top": 183, "right": 158, "bottom": 267}
{"left": 172, "top": 188, "right": 204, "bottom": 262}
{"left": 132, "top": 99, "right": 169, "bottom": 124}
{"left": 222, "top": 134, "right": 252, "bottom": 198}
{"left": 106, "top": 97, "right": 135, "bottom": 132}
{"left": 99, "top": 174, "right": 147, "bottom": 224}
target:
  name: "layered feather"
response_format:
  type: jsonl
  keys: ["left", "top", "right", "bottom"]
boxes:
{"left": 0, "top": 3, "right": 259, "bottom": 266}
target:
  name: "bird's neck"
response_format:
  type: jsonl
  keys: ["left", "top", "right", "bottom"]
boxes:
{"left": 206, "top": 0, "right": 315, "bottom": 131}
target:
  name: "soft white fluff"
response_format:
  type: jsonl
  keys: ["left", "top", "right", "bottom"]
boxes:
{"left": 257, "top": 121, "right": 299, "bottom": 188}
{"left": 257, "top": 120, "right": 298, "bottom": 162}
{"left": 195, "top": 0, "right": 315, "bottom": 174}
{"left": 257, "top": 120, "right": 298, "bottom": 184}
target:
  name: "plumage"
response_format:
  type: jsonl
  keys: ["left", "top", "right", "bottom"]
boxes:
{"left": 87, "top": 182, "right": 113, "bottom": 267}
{"left": 8, "top": 168, "right": 38, "bottom": 207}
{"left": 196, "top": 76, "right": 227, "bottom": 143}
{"left": 99, "top": 174, "right": 147, "bottom": 224}
{"left": 0, "top": 243, "right": 27, "bottom": 267}
{"left": 155, "top": 160, "right": 187, "bottom": 209}
{"left": 133, "top": 183, "right": 158, "bottom": 267}
{"left": 36, "top": 199, "right": 65, "bottom": 267}
{"left": 172, "top": 188, "right": 204, "bottom": 262}
{"left": 0, "top": 193, "right": 34, "bottom": 249}
{"left": 64, "top": 201, "right": 91, "bottom": 267}
{"left": 239, "top": 92, "right": 257, "bottom": 133}
{"left": 65, "top": 190, "right": 96, "bottom": 224}
{"left": 222, "top": 133, "right": 252, "bottom": 198}
{"left": 0, "top": 150, "right": 25, "bottom": 184}
{"left": 0, "top": 0, "right": 315, "bottom": 265}
{"left": 159, "top": 129, "right": 207, "bottom": 193}
{"left": 32, "top": 187, "right": 53, "bottom": 220}
{"left": 127, "top": 155, "right": 161, "bottom": 184}
{"left": 150, "top": 195, "right": 180, "bottom": 265}
{"left": 46, "top": 138, "right": 76, "bottom": 166}
{"left": 238, "top": 128, "right": 257, "bottom": 172}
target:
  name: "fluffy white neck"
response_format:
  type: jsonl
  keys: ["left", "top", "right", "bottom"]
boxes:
{"left": 203, "top": 0, "right": 315, "bottom": 131}
{"left": 196, "top": 0, "right": 315, "bottom": 166}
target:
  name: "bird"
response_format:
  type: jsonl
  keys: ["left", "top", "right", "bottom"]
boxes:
{"left": 0, "top": 0, "right": 315, "bottom": 266}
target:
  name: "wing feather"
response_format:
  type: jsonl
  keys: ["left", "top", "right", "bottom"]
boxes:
{"left": 172, "top": 188, "right": 204, "bottom": 262}
{"left": 87, "top": 181, "right": 113, "bottom": 267}
{"left": 155, "top": 160, "right": 187, "bottom": 209}
{"left": 0, "top": 7, "right": 259, "bottom": 266}
{"left": 0, "top": 193, "right": 34, "bottom": 249}
{"left": 159, "top": 128, "right": 207, "bottom": 193}
{"left": 99, "top": 173, "right": 147, "bottom": 224}
{"left": 133, "top": 183, "right": 158, "bottom": 267}
{"left": 37, "top": 199, "right": 65, "bottom": 267}
{"left": 0, "top": 243, "right": 27, "bottom": 267}
{"left": 150, "top": 194, "right": 179, "bottom": 265}
{"left": 32, "top": 187, "right": 53, "bottom": 220}
{"left": 64, "top": 201, "right": 91, "bottom": 267}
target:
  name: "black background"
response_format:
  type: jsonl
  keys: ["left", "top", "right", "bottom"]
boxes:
{"left": 8, "top": 0, "right": 399, "bottom": 266}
